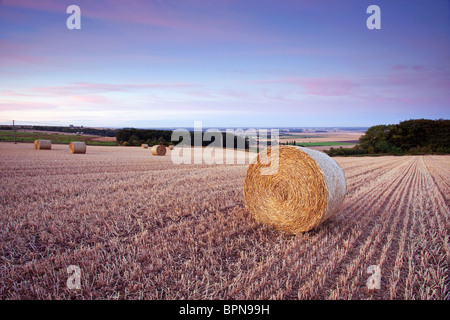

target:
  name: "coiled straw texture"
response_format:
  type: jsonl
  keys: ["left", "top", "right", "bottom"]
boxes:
{"left": 69, "top": 141, "right": 86, "bottom": 154}
{"left": 151, "top": 144, "right": 167, "bottom": 156}
{"left": 243, "top": 146, "right": 346, "bottom": 234}
{"left": 36, "top": 140, "right": 51, "bottom": 150}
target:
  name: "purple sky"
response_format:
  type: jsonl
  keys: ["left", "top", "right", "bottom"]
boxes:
{"left": 1, "top": 0, "right": 449, "bottom": 128}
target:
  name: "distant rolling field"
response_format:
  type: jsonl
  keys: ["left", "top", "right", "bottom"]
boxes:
{"left": 278, "top": 130, "right": 363, "bottom": 151}
{"left": 295, "top": 141, "right": 356, "bottom": 146}
{"left": 0, "top": 130, "right": 117, "bottom": 146}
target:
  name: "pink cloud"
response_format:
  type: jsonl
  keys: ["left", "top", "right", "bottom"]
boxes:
{"left": 392, "top": 64, "right": 426, "bottom": 72}
{"left": 299, "top": 78, "right": 357, "bottom": 97}
{"left": 220, "top": 89, "right": 250, "bottom": 100}
{"left": 262, "top": 93, "right": 295, "bottom": 103}
{"left": 33, "top": 82, "right": 198, "bottom": 95}
{"left": 68, "top": 95, "right": 112, "bottom": 104}
{"left": 0, "top": 0, "right": 195, "bottom": 32}
{"left": 252, "top": 77, "right": 359, "bottom": 97}
{"left": 185, "top": 90, "right": 216, "bottom": 99}
{"left": 0, "top": 54, "right": 49, "bottom": 66}
{"left": 0, "top": 39, "right": 49, "bottom": 66}
{"left": 250, "top": 63, "right": 450, "bottom": 103}
{"left": 0, "top": 101, "right": 57, "bottom": 111}
{"left": 1, "top": 0, "right": 278, "bottom": 44}
{"left": 388, "top": 64, "right": 450, "bottom": 88}
{"left": 0, "top": 90, "right": 37, "bottom": 98}
{"left": 2, "top": 0, "right": 66, "bottom": 12}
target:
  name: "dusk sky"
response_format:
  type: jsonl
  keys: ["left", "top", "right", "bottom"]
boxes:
{"left": 1, "top": 0, "right": 449, "bottom": 128}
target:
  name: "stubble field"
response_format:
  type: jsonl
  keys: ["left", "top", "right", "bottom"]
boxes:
{"left": 0, "top": 142, "right": 448, "bottom": 300}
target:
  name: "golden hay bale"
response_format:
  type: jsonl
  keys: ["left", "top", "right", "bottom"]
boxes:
{"left": 243, "top": 146, "right": 346, "bottom": 234}
{"left": 151, "top": 144, "right": 167, "bottom": 156}
{"left": 33, "top": 140, "right": 38, "bottom": 149}
{"left": 69, "top": 141, "right": 86, "bottom": 154}
{"left": 36, "top": 140, "right": 51, "bottom": 150}
{"left": 141, "top": 144, "right": 149, "bottom": 149}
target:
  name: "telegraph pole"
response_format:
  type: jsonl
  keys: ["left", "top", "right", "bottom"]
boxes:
{"left": 13, "top": 120, "right": 16, "bottom": 144}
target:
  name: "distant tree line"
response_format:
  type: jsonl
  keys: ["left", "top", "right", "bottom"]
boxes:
{"left": 4, "top": 125, "right": 118, "bottom": 137}
{"left": 326, "top": 119, "right": 450, "bottom": 156}
{"left": 116, "top": 128, "right": 249, "bottom": 150}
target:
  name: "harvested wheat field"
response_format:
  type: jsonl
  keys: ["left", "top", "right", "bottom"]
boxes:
{"left": 0, "top": 142, "right": 449, "bottom": 300}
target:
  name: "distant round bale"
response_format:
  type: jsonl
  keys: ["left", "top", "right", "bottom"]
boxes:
{"left": 243, "top": 146, "right": 346, "bottom": 234}
{"left": 36, "top": 140, "right": 51, "bottom": 150}
{"left": 151, "top": 144, "right": 167, "bottom": 156}
{"left": 141, "top": 144, "right": 149, "bottom": 149}
{"left": 69, "top": 141, "right": 86, "bottom": 154}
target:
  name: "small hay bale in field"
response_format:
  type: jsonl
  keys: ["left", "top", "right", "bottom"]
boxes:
{"left": 151, "top": 144, "right": 167, "bottom": 156}
{"left": 141, "top": 144, "right": 149, "bottom": 149}
{"left": 69, "top": 141, "right": 86, "bottom": 154}
{"left": 243, "top": 145, "right": 346, "bottom": 234}
{"left": 36, "top": 140, "right": 51, "bottom": 150}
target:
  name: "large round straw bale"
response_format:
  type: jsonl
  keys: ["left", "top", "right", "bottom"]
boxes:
{"left": 243, "top": 146, "right": 346, "bottom": 234}
{"left": 69, "top": 141, "right": 86, "bottom": 154}
{"left": 36, "top": 140, "right": 51, "bottom": 150}
{"left": 151, "top": 144, "right": 167, "bottom": 156}
{"left": 141, "top": 144, "right": 149, "bottom": 149}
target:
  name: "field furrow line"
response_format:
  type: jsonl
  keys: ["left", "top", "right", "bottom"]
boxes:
{"left": 341, "top": 158, "right": 412, "bottom": 195}
{"left": 388, "top": 156, "right": 449, "bottom": 300}
{"left": 294, "top": 157, "right": 420, "bottom": 298}
{"left": 326, "top": 157, "right": 418, "bottom": 299}
{"left": 379, "top": 157, "right": 422, "bottom": 299}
